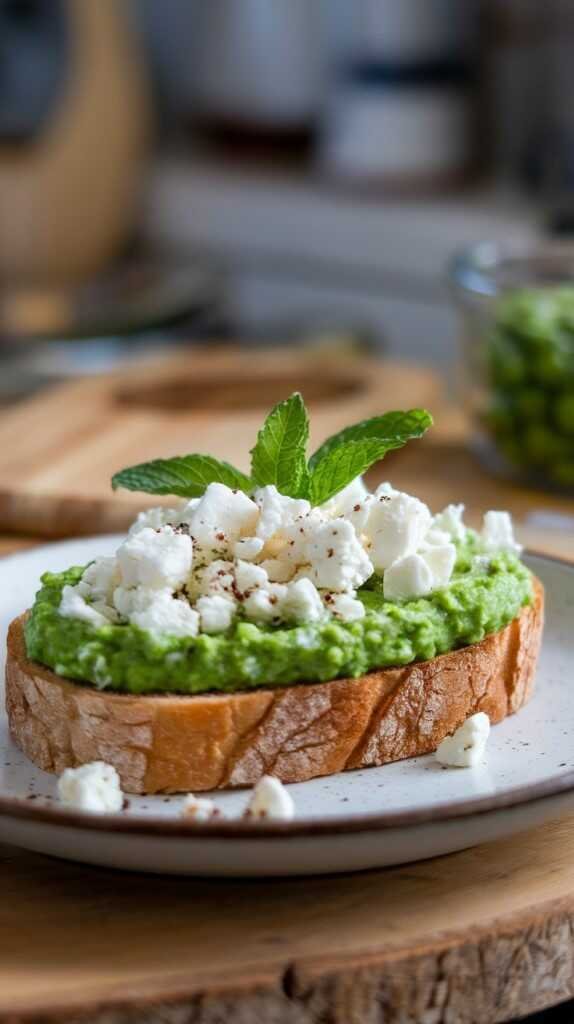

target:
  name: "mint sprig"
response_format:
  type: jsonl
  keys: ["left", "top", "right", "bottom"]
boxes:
{"left": 250, "top": 392, "right": 309, "bottom": 498}
{"left": 111, "top": 395, "right": 432, "bottom": 503}
{"left": 111, "top": 455, "right": 252, "bottom": 498}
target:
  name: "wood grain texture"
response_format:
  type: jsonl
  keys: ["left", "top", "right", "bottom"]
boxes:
{"left": 5, "top": 580, "right": 543, "bottom": 793}
{"left": 2, "top": 817, "right": 574, "bottom": 1022}
{"left": 0, "top": 351, "right": 440, "bottom": 538}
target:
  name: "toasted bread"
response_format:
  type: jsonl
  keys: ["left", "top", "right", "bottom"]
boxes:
{"left": 5, "top": 579, "right": 543, "bottom": 794}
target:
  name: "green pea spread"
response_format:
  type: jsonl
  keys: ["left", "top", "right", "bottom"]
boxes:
{"left": 25, "top": 536, "right": 533, "bottom": 695}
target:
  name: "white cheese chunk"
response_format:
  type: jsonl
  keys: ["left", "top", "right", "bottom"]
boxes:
{"left": 323, "top": 478, "right": 375, "bottom": 535}
{"left": 194, "top": 559, "right": 236, "bottom": 600}
{"left": 432, "top": 503, "right": 466, "bottom": 543}
{"left": 113, "top": 585, "right": 169, "bottom": 619}
{"left": 117, "top": 526, "right": 192, "bottom": 591}
{"left": 58, "top": 761, "right": 123, "bottom": 813}
{"left": 59, "top": 585, "right": 110, "bottom": 628}
{"left": 254, "top": 510, "right": 326, "bottom": 585}
{"left": 480, "top": 511, "right": 522, "bottom": 554}
{"left": 422, "top": 527, "right": 452, "bottom": 549}
{"left": 282, "top": 578, "right": 325, "bottom": 624}
{"left": 321, "top": 476, "right": 368, "bottom": 517}
{"left": 345, "top": 495, "right": 375, "bottom": 536}
{"left": 245, "top": 775, "right": 295, "bottom": 821}
{"left": 421, "top": 543, "right": 457, "bottom": 590}
{"left": 128, "top": 505, "right": 182, "bottom": 536}
{"left": 187, "top": 483, "right": 258, "bottom": 556}
{"left": 435, "top": 712, "right": 490, "bottom": 768}
{"left": 327, "top": 591, "right": 365, "bottom": 622}
{"left": 305, "top": 519, "right": 373, "bottom": 591}
{"left": 277, "top": 510, "right": 328, "bottom": 572}
{"left": 233, "top": 536, "right": 264, "bottom": 561}
{"left": 234, "top": 560, "right": 269, "bottom": 594}
{"left": 80, "top": 557, "right": 121, "bottom": 602}
{"left": 196, "top": 594, "right": 236, "bottom": 634}
{"left": 181, "top": 793, "right": 220, "bottom": 821}
{"left": 254, "top": 485, "right": 311, "bottom": 545}
{"left": 365, "top": 491, "right": 431, "bottom": 571}
{"left": 243, "top": 584, "right": 288, "bottom": 624}
{"left": 130, "top": 592, "right": 199, "bottom": 638}
{"left": 383, "top": 553, "right": 434, "bottom": 601}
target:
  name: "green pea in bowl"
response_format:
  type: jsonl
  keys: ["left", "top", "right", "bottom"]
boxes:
{"left": 450, "top": 242, "right": 574, "bottom": 494}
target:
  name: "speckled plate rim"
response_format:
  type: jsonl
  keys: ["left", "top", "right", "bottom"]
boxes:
{"left": 0, "top": 550, "right": 570, "bottom": 840}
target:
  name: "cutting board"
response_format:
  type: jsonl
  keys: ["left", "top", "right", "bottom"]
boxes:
{"left": 2, "top": 817, "right": 574, "bottom": 1022}
{"left": 0, "top": 349, "right": 441, "bottom": 538}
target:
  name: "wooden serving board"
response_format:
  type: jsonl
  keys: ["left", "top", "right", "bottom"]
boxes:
{"left": 2, "top": 816, "right": 574, "bottom": 1022}
{"left": 0, "top": 350, "right": 440, "bottom": 538}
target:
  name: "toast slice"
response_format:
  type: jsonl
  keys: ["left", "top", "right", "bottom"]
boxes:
{"left": 5, "top": 579, "right": 543, "bottom": 794}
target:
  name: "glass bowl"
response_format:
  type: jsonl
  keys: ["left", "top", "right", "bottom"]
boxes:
{"left": 449, "top": 241, "right": 574, "bottom": 494}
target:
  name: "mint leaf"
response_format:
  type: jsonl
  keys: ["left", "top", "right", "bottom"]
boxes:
{"left": 309, "top": 437, "right": 401, "bottom": 505}
{"left": 112, "top": 455, "right": 251, "bottom": 498}
{"left": 309, "top": 409, "right": 433, "bottom": 469}
{"left": 250, "top": 392, "right": 310, "bottom": 498}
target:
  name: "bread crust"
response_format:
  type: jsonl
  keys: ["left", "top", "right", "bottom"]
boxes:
{"left": 5, "top": 579, "right": 544, "bottom": 794}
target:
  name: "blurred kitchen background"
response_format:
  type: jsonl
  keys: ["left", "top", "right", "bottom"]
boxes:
{"left": 2, "top": 0, "right": 574, "bottom": 562}
{"left": 0, "top": 0, "right": 567, "bottom": 390}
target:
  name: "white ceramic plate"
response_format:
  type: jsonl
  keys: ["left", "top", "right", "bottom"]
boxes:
{"left": 0, "top": 537, "right": 572, "bottom": 876}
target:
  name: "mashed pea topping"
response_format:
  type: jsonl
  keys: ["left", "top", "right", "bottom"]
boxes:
{"left": 25, "top": 537, "right": 532, "bottom": 695}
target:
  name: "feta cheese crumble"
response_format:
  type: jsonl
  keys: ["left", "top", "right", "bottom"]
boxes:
{"left": 181, "top": 793, "right": 220, "bottom": 821}
{"left": 245, "top": 775, "right": 295, "bottom": 820}
{"left": 129, "top": 592, "right": 200, "bottom": 639}
{"left": 383, "top": 553, "right": 434, "bottom": 601}
{"left": 254, "top": 485, "right": 311, "bottom": 546}
{"left": 282, "top": 578, "right": 325, "bottom": 623}
{"left": 327, "top": 591, "right": 365, "bottom": 621}
{"left": 58, "top": 761, "right": 123, "bottom": 812}
{"left": 79, "top": 557, "right": 120, "bottom": 602}
{"left": 321, "top": 475, "right": 368, "bottom": 519}
{"left": 365, "top": 491, "right": 431, "bottom": 571}
{"left": 117, "top": 527, "right": 192, "bottom": 590}
{"left": 243, "top": 583, "right": 288, "bottom": 624}
{"left": 420, "top": 543, "right": 457, "bottom": 590}
{"left": 59, "top": 477, "right": 521, "bottom": 638}
{"left": 480, "top": 511, "right": 522, "bottom": 555}
{"left": 233, "top": 536, "right": 264, "bottom": 561}
{"left": 431, "top": 503, "right": 466, "bottom": 543}
{"left": 196, "top": 594, "right": 236, "bottom": 634}
{"left": 435, "top": 713, "right": 491, "bottom": 768}
{"left": 187, "top": 482, "right": 259, "bottom": 555}
{"left": 59, "top": 585, "right": 111, "bottom": 628}
{"left": 305, "top": 519, "right": 373, "bottom": 591}
{"left": 128, "top": 506, "right": 180, "bottom": 536}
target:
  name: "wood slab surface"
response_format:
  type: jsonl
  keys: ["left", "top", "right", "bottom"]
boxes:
{"left": 2, "top": 817, "right": 574, "bottom": 1023}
